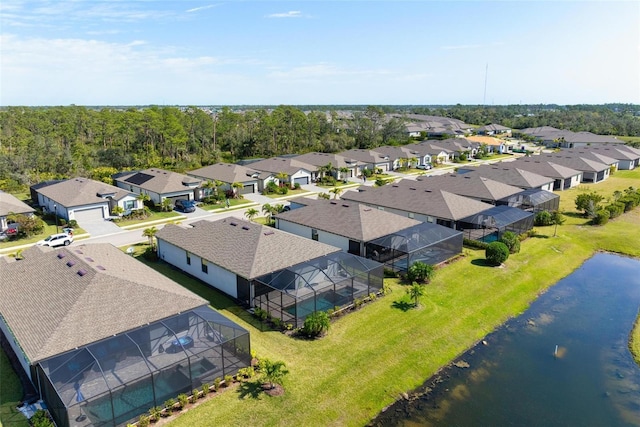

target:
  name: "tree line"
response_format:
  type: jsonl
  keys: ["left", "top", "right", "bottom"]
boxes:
{"left": 0, "top": 104, "right": 637, "bottom": 192}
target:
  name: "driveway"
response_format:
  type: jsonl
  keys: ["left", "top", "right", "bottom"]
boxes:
{"left": 78, "top": 218, "right": 122, "bottom": 237}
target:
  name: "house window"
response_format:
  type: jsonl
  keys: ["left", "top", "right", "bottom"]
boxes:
{"left": 311, "top": 229, "right": 318, "bottom": 241}
{"left": 408, "top": 212, "right": 415, "bottom": 219}
{"left": 186, "top": 252, "right": 191, "bottom": 265}
{"left": 201, "top": 259, "right": 208, "bottom": 274}
{"left": 377, "top": 207, "right": 384, "bottom": 211}
{"left": 124, "top": 200, "right": 135, "bottom": 210}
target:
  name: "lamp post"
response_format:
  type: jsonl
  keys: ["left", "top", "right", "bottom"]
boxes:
{"left": 53, "top": 204, "right": 59, "bottom": 233}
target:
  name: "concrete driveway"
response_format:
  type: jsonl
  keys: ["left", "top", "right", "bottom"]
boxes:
{"left": 78, "top": 218, "right": 122, "bottom": 237}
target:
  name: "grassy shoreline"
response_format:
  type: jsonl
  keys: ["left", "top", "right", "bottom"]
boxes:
{"left": 1, "top": 170, "right": 639, "bottom": 427}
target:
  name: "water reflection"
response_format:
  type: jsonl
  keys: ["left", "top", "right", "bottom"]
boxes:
{"left": 372, "top": 253, "right": 640, "bottom": 427}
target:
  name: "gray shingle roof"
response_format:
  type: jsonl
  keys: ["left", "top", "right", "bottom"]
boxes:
{"left": 341, "top": 184, "right": 493, "bottom": 221}
{"left": 0, "top": 244, "right": 207, "bottom": 363}
{"left": 275, "top": 199, "right": 421, "bottom": 241}
{"left": 537, "top": 154, "right": 610, "bottom": 172}
{"left": 155, "top": 219, "right": 341, "bottom": 279}
{"left": 293, "top": 152, "right": 362, "bottom": 168}
{"left": 460, "top": 165, "right": 554, "bottom": 189}
{"left": 188, "top": 163, "right": 260, "bottom": 184}
{"left": 34, "top": 178, "right": 134, "bottom": 208}
{"left": 0, "top": 191, "right": 35, "bottom": 216}
{"left": 413, "top": 174, "right": 525, "bottom": 201}
{"left": 589, "top": 146, "right": 640, "bottom": 161}
{"left": 115, "top": 168, "right": 201, "bottom": 194}
{"left": 506, "top": 158, "right": 582, "bottom": 179}
{"left": 338, "top": 149, "right": 390, "bottom": 164}
{"left": 244, "top": 157, "right": 315, "bottom": 175}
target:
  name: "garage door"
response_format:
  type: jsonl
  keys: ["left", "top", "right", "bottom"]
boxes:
{"left": 240, "top": 183, "right": 255, "bottom": 194}
{"left": 73, "top": 207, "right": 105, "bottom": 223}
{"left": 294, "top": 176, "right": 309, "bottom": 186}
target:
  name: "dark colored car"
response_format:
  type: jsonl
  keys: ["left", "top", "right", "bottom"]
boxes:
{"left": 175, "top": 199, "right": 196, "bottom": 213}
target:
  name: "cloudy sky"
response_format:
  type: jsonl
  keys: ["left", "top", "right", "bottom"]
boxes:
{"left": 1, "top": 1, "right": 638, "bottom": 106}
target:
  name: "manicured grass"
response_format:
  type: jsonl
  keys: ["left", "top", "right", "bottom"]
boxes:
{"left": 199, "top": 198, "right": 253, "bottom": 211}
{"left": 114, "top": 210, "right": 182, "bottom": 227}
{"left": 264, "top": 188, "right": 311, "bottom": 199}
{"left": 0, "top": 348, "right": 29, "bottom": 427}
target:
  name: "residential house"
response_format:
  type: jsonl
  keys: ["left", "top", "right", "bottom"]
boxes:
{"left": 456, "top": 164, "right": 555, "bottom": 191}
{"left": 338, "top": 149, "right": 393, "bottom": 173}
{"left": 465, "top": 135, "right": 509, "bottom": 154}
{"left": 501, "top": 158, "right": 583, "bottom": 190}
{"left": 476, "top": 123, "right": 512, "bottom": 136}
{"left": 274, "top": 198, "right": 463, "bottom": 271}
{"left": 0, "top": 243, "right": 250, "bottom": 427}
{"left": 293, "top": 152, "right": 362, "bottom": 180}
{"left": 412, "top": 174, "right": 525, "bottom": 205}
{"left": 0, "top": 191, "right": 35, "bottom": 232}
{"left": 588, "top": 145, "right": 640, "bottom": 170}
{"left": 188, "top": 162, "right": 261, "bottom": 195}
{"left": 155, "top": 218, "right": 384, "bottom": 328}
{"left": 537, "top": 153, "right": 611, "bottom": 183}
{"left": 113, "top": 168, "right": 202, "bottom": 206}
{"left": 31, "top": 177, "right": 141, "bottom": 224}
{"left": 372, "top": 145, "right": 424, "bottom": 169}
{"left": 242, "top": 157, "right": 314, "bottom": 186}
{"left": 518, "top": 127, "right": 623, "bottom": 148}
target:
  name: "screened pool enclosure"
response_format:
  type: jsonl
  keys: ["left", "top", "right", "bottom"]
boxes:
{"left": 253, "top": 252, "right": 384, "bottom": 328}
{"left": 34, "top": 307, "right": 250, "bottom": 427}
{"left": 498, "top": 188, "right": 560, "bottom": 213}
{"left": 459, "top": 205, "right": 535, "bottom": 242}
{"left": 364, "top": 222, "right": 463, "bottom": 273}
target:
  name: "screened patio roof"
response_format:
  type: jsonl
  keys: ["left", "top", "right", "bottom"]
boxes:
{"left": 254, "top": 252, "right": 383, "bottom": 299}
{"left": 498, "top": 188, "right": 560, "bottom": 207}
{"left": 366, "top": 222, "right": 463, "bottom": 255}
{"left": 460, "top": 205, "right": 535, "bottom": 229}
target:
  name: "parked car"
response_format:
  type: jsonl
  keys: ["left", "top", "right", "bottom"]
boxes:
{"left": 416, "top": 164, "right": 433, "bottom": 170}
{"left": 36, "top": 233, "right": 73, "bottom": 247}
{"left": 174, "top": 199, "right": 196, "bottom": 213}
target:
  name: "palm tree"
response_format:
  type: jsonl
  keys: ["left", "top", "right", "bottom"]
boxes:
{"left": 275, "top": 172, "right": 289, "bottom": 188}
{"left": 407, "top": 282, "right": 426, "bottom": 308}
{"left": 339, "top": 167, "right": 350, "bottom": 182}
{"left": 160, "top": 198, "right": 173, "bottom": 212}
{"left": 329, "top": 187, "right": 342, "bottom": 200}
{"left": 259, "top": 358, "right": 289, "bottom": 390}
{"left": 232, "top": 182, "right": 244, "bottom": 199}
{"left": 245, "top": 208, "right": 259, "bottom": 221}
{"left": 142, "top": 226, "right": 158, "bottom": 248}
{"left": 136, "top": 192, "right": 151, "bottom": 208}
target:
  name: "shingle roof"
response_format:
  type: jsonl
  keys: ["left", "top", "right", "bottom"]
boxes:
{"left": 338, "top": 149, "right": 390, "bottom": 164}
{"left": 413, "top": 174, "right": 524, "bottom": 201}
{"left": 506, "top": 158, "right": 582, "bottom": 179}
{"left": 0, "top": 191, "right": 35, "bottom": 216}
{"left": 0, "top": 244, "right": 207, "bottom": 363}
{"left": 188, "top": 163, "right": 260, "bottom": 184}
{"left": 459, "top": 165, "right": 554, "bottom": 189}
{"left": 155, "top": 219, "right": 341, "bottom": 279}
{"left": 293, "top": 152, "right": 362, "bottom": 168}
{"left": 589, "top": 146, "right": 640, "bottom": 161}
{"left": 275, "top": 199, "right": 421, "bottom": 241}
{"left": 341, "top": 184, "right": 493, "bottom": 221}
{"left": 115, "top": 168, "right": 201, "bottom": 194}
{"left": 537, "top": 154, "right": 610, "bottom": 172}
{"left": 244, "top": 157, "right": 315, "bottom": 175}
{"left": 34, "top": 178, "right": 134, "bottom": 208}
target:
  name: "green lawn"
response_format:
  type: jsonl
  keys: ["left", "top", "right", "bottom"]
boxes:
{"left": 199, "top": 198, "right": 253, "bottom": 211}
{"left": 0, "top": 349, "right": 29, "bottom": 427}
{"left": 2, "top": 170, "right": 638, "bottom": 427}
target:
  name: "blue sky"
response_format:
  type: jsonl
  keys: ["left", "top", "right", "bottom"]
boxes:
{"left": 1, "top": 1, "right": 638, "bottom": 106}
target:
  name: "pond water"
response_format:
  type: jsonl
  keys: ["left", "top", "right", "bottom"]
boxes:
{"left": 372, "top": 253, "right": 640, "bottom": 426}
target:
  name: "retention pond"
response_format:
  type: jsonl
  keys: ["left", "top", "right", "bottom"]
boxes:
{"left": 372, "top": 253, "right": 640, "bottom": 426}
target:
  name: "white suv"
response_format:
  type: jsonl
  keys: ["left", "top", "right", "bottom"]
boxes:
{"left": 36, "top": 233, "right": 73, "bottom": 247}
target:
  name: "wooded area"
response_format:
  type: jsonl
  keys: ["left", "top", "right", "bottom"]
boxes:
{"left": 0, "top": 104, "right": 638, "bottom": 192}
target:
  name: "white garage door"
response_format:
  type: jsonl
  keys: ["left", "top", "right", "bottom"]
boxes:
{"left": 73, "top": 207, "right": 105, "bottom": 223}
{"left": 294, "top": 176, "right": 309, "bottom": 185}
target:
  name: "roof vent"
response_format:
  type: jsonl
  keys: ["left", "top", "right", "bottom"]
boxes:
{"left": 363, "top": 208, "right": 371, "bottom": 212}
{"left": 342, "top": 204, "right": 349, "bottom": 207}
{"left": 96, "top": 265, "right": 106, "bottom": 270}
{"left": 57, "top": 253, "right": 66, "bottom": 259}
{"left": 263, "top": 230, "right": 274, "bottom": 235}
{"left": 392, "top": 185, "right": 399, "bottom": 188}
{"left": 66, "top": 260, "right": 76, "bottom": 267}
{"left": 242, "top": 225, "right": 250, "bottom": 230}
{"left": 330, "top": 201, "right": 337, "bottom": 205}
{"left": 75, "top": 250, "right": 83, "bottom": 254}
{"left": 230, "top": 222, "right": 237, "bottom": 226}
{"left": 409, "top": 187, "right": 416, "bottom": 190}
{"left": 77, "top": 269, "right": 88, "bottom": 276}
{"left": 85, "top": 257, "right": 94, "bottom": 262}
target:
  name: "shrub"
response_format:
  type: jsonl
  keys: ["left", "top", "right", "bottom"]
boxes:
{"left": 254, "top": 307, "right": 268, "bottom": 321}
{"left": 138, "top": 414, "right": 150, "bottom": 427}
{"left": 30, "top": 410, "right": 54, "bottom": 427}
{"left": 362, "top": 168, "right": 373, "bottom": 177}
{"left": 294, "top": 182, "right": 301, "bottom": 189}
{"left": 534, "top": 210, "right": 553, "bottom": 226}
{"left": 163, "top": 398, "right": 176, "bottom": 413}
{"left": 201, "top": 383, "right": 210, "bottom": 396}
{"left": 302, "top": 311, "right": 330, "bottom": 337}
{"left": 224, "top": 374, "right": 233, "bottom": 386}
{"left": 278, "top": 186, "right": 289, "bottom": 195}
{"left": 463, "top": 238, "right": 489, "bottom": 250}
{"left": 406, "top": 261, "right": 436, "bottom": 283}
{"left": 383, "top": 268, "right": 398, "bottom": 278}
{"left": 149, "top": 406, "right": 162, "bottom": 421}
{"left": 213, "top": 377, "right": 222, "bottom": 391}
{"left": 605, "top": 203, "right": 624, "bottom": 219}
{"left": 485, "top": 241, "right": 509, "bottom": 266}
{"left": 68, "top": 219, "right": 78, "bottom": 228}
{"left": 177, "top": 393, "right": 189, "bottom": 409}
{"left": 499, "top": 231, "right": 521, "bottom": 254}
{"left": 592, "top": 209, "right": 610, "bottom": 225}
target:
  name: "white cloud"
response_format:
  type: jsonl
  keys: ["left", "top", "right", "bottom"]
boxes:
{"left": 266, "top": 11, "right": 303, "bottom": 19}
{"left": 186, "top": 4, "right": 219, "bottom": 13}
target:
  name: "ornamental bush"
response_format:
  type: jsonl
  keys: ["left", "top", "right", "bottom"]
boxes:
{"left": 485, "top": 241, "right": 509, "bottom": 266}
{"left": 534, "top": 210, "right": 553, "bottom": 226}
{"left": 302, "top": 311, "right": 330, "bottom": 338}
{"left": 499, "top": 231, "right": 520, "bottom": 254}
{"left": 592, "top": 209, "right": 610, "bottom": 225}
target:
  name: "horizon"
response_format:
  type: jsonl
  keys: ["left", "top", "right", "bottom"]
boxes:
{"left": 1, "top": 1, "right": 639, "bottom": 106}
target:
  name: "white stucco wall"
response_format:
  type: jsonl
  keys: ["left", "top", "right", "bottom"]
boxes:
{"left": 157, "top": 239, "right": 238, "bottom": 298}
{"left": 276, "top": 220, "right": 350, "bottom": 252}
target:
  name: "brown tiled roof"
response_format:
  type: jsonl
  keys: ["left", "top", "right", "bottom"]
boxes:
{"left": 188, "top": 163, "right": 260, "bottom": 184}
{"left": 413, "top": 174, "right": 524, "bottom": 201}
{"left": 155, "top": 219, "right": 341, "bottom": 279}
{"left": 275, "top": 199, "right": 421, "bottom": 241}
{"left": 341, "top": 184, "right": 492, "bottom": 221}
{"left": 0, "top": 244, "right": 207, "bottom": 363}
{"left": 0, "top": 191, "right": 35, "bottom": 216}
{"left": 115, "top": 168, "right": 201, "bottom": 194}
{"left": 34, "top": 178, "right": 133, "bottom": 207}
